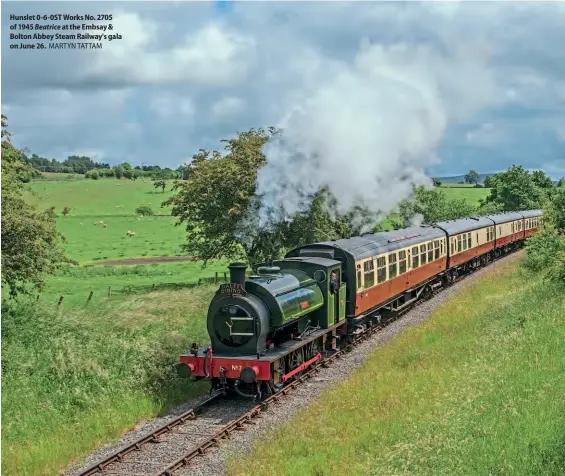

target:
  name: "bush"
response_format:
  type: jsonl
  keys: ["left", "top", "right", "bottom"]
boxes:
{"left": 135, "top": 205, "right": 154, "bottom": 216}
{"left": 85, "top": 169, "right": 100, "bottom": 180}
{"left": 62, "top": 206, "right": 71, "bottom": 216}
{"left": 474, "top": 183, "right": 484, "bottom": 188}
{"left": 523, "top": 226, "right": 565, "bottom": 282}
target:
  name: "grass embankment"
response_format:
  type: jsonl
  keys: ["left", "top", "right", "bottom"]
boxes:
{"left": 1, "top": 284, "right": 218, "bottom": 476}
{"left": 229, "top": 258, "right": 565, "bottom": 476}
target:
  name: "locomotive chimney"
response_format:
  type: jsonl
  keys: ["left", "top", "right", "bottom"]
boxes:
{"left": 228, "top": 262, "right": 247, "bottom": 286}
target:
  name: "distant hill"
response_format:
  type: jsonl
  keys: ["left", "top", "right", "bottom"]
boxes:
{"left": 435, "top": 173, "right": 494, "bottom": 184}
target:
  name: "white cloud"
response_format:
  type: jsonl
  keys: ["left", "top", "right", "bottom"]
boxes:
{"left": 149, "top": 93, "right": 195, "bottom": 119}
{"left": 1, "top": 1, "right": 564, "bottom": 179}
{"left": 85, "top": 14, "right": 256, "bottom": 87}
{"left": 466, "top": 123, "right": 507, "bottom": 148}
{"left": 211, "top": 96, "right": 245, "bottom": 120}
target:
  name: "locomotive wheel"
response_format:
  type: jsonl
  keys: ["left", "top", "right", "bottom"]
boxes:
{"left": 290, "top": 348, "right": 304, "bottom": 379}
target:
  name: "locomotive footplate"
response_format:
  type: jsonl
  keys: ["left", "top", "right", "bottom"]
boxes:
{"left": 179, "top": 320, "right": 346, "bottom": 381}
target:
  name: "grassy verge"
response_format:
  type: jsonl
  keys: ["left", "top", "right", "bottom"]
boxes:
{"left": 39, "top": 259, "right": 229, "bottom": 307}
{"left": 228, "top": 258, "right": 565, "bottom": 475}
{"left": 1, "top": 284, "right": 217, "bottom": 476}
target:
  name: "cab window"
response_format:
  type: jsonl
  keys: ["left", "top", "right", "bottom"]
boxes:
{"left": 356, "top": 264, "right": 362, "bottom": 288}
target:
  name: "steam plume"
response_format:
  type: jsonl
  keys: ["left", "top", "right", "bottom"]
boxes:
{"left": 256, "top": 41, "right": 494, "bottom": 228}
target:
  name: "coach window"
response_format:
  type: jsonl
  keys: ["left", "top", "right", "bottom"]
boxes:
{"left": 399, "top": 250, "right": 407, "bottom": 274}
{"left": 457, "top": 235, "right": 462, "bottom": 252}
{"left": 450, "top": 238, "right": 455, "bottom": 255}
{"left": 463, "top": 233, "right": 467, "bottom": 250}
{"left": 364, "top": 260, "right": 375, "bottom": 288}
{"left": 389, "top": 253, "right": 398, "bottom": 279}
{"left": 427, "top": 242, "right": 433, "bottom": 262}
{"left": 412, "top": 246, "right": 419, "bottom": 268}
{"left": 356, "top": 264, "right": 362, "bottom": 288}
{"left": 468, "top": 232, "right": 472, "bottom": 247}
{"left": 377, "top": 256, "right": 387, "bottom": 283}
{"left": 499, "top": 226, "right": 502, "bottom": 236}
{"left": 420, "top": 244, "right": 427, "bottom": 265}
{"left": 440, "top": 240, "right": 444, "bottom": 257}
{"left": 434, "top": 240, "right": 440, "bottom": 260}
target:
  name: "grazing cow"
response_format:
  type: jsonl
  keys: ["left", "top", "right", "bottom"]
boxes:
{"left": 103, "top": 224, "right": 108, "bottom": 228}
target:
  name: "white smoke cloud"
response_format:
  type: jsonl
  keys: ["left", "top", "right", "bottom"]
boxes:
{"left": 256, "top": 39, "right": 496, "bottom": 228}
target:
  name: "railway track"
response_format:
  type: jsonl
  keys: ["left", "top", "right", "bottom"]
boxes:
{"left": 73, "top": 249, "right": 521, "bottom": 476}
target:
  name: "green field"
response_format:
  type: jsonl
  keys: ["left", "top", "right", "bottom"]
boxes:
{"left": 25, "top": 179, "right": 182, "bottom": 263}
{"left": 229, "top": 258, "right": 565, "bottom": 476}
{"left": 440, "top": 184, "right": 490, "bottom": 205}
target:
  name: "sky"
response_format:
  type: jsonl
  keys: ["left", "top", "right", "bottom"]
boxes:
{"left": 2, "top": 1, "right": 565, "bottom": 179}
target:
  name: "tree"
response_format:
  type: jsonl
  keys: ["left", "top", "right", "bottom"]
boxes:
{"left": 531, "top": 170, "right": 554, "bottom": 189}
{"left": 464, "top": 170, "right": 480, "bottom": 185}
{"left": 165, "top": 127, "right": 364, "bottom": 266}
{"left": 432, "top": 178, "right": 442, "bottom": 187}
{"left": 550, "top": 185, "right": 565, "bottom": 231}
{"left": 1, "top": 115, "right": 70, "bottom": 297}
{"left": 135, "top": 205, "right": 154, "bottom": 216}
{"left": 153, "top": 178, "right": 166, "bottom": 193}
{"left": 483, "top": 175, "right": 493, "bottom": 188}
{"left": 482, "top": 165, "right": 544, "bottom": 212}
{"left": 398, "top": 186, "right": 477, "bottom": 227}
{"left": 114, "top": 165, "right": 124, "bottom": 179}
{"left": 62, "top": 206, "right": 71, "bottom": 216}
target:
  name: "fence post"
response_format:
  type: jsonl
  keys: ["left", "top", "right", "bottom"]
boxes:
{"left": 215, "top": 272, "right": 218, "bottom": 284}
{"left": 108, "top": 286, "right": 112, "bottom": 297}
{"left": 86, "top": 290, "right": 94, "bottom": 304}
{"left": 57, "top": 295, "right": 64, "bottom": 307}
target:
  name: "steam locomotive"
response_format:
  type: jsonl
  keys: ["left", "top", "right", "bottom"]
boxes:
{"left": 178, "top": 209, "right": 543, "bottom": 398}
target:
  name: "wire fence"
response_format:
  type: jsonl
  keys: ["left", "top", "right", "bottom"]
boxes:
{"left": 40, "top": 272, "right": 231, "bottom": 308}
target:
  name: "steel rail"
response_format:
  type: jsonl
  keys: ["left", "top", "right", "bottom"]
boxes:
{"left": 76, "top": 393, "right": 223, "bottom": 476}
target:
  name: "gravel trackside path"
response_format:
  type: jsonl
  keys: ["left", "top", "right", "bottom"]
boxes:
{"left": 63, "top": 251, "right": 523, "bottom": 476}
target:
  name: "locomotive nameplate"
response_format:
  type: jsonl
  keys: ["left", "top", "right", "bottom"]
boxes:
{"left": 218, "top": 283, "right": 247, "bottom": 296}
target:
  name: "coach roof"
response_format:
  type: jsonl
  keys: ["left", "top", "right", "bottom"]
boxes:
{"left": 317, "top": 225, "right": 445, "bottom": 260}
{"left": 435, "top": 216, "right": 494, "bottom": 235}
{"left": 520, "top": 209, "right": 544, "bottom": 218}
{"left": 484, "top": 211, "right": 527, "bottom": 224}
